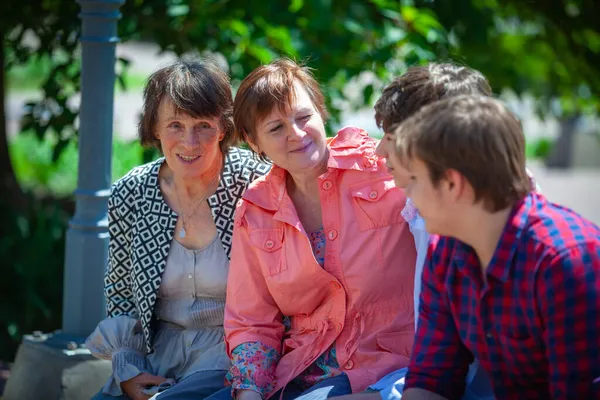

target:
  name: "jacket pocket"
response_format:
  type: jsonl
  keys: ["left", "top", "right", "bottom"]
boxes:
{"left": 248, "top": 228, "right": 286, "bottom": 276}
{"left": 350, "top": 177, "right": 405, "bottom": 231}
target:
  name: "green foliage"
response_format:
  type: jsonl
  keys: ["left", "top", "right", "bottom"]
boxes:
{"left": 3, "top": 1, "right": 83, "bottom": 163}
{"left": 4, "top": 0, "right": 599, "bottom": 162}
{"left": 5, "top": 50, "right": 147, "bottom": 92}
{"left": 417, "top": 0, "right": 600, "bottom": 116}
{"left": 4, "top": 0, "right": 450, "bottom": 162}
{"left": 0, "top": 192, "right": 70, "bottom": 361}
{"left": 526, "top": 137, "right": 555, "bottom": 159}
{"left": 10, "top": 132, "right": 153, "bottom": 196}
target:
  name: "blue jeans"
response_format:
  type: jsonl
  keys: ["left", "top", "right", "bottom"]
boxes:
{"left": 91, "top": 370, "right": 227, "bottom": 400}
{"left": 205, "top": 374, "right": 352, "bottom": 400}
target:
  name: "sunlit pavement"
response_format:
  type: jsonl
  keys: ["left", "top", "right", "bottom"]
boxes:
{"left": 527, "top": 161, "right": 600, "bottom": 226}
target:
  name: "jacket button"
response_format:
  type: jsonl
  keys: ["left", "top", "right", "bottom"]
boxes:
{"left": 265, "top": 240, "right": 275, "bottom": 249}
{"left": 322, "top": 180, "right": 333, "bottom": 190}
{"left": 344, "top": 360, "right": 354, "bottom": 369}
{"left": 328, "top": 230, "right": 338, "bottom": 240}
{"left": 369, "top": 190, "right": 378, "bottom": 199}
{"left": 330, "top": 281, "right": 342, "bottom": 290}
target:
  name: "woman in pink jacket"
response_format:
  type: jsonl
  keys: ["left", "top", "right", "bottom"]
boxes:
{"left": 208, "top": 59, "right": 417, "bottom": 400}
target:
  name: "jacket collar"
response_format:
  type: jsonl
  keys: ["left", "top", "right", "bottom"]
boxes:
{"left": 139, "top": 157, "right": 178, "bottom": 230}
{"left": 242, "top": 126, "right": 382, "bottom": 212}
{"left": 327, "top": 126, "right": 379, "bottom": 172}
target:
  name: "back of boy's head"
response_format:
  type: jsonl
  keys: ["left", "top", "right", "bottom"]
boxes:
{"left": 374, "top": 62, "right": 492, "bottom": 133}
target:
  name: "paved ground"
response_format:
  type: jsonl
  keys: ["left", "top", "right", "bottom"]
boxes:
{"left": 527, "top": 161, "right": 600, "bottom": 225}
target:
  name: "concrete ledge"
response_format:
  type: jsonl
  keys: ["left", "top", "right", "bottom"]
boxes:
{"left": 3, "top": 333, "right": 111, "bottom": 400}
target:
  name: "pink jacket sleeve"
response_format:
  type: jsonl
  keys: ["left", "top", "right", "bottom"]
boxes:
{"left": 224, "top": 201, "right": 285, "bottom": 356}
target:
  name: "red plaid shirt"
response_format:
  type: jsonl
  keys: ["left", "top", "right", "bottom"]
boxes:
{"left": 405, "top": 192, "right": 600, "bottom": 399}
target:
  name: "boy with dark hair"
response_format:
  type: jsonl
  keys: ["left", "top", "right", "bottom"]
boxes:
{"left": 371, "top": 64, "right": 498, "bottom": 400}
{"left": 374, "top": 63, "right": 492, "bottom": 134}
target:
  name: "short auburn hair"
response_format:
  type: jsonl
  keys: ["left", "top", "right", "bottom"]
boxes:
{"left": 138, "top": 58, "right": 235, "bottom": 154}
{"left": 375, "top": 62, "right": 492, "bottom": 133}
{"left": 397, "top": 95, "right": 531, "bottom": 212}
{"left": 233, "top": 58, "right": 329, "bottom": 149}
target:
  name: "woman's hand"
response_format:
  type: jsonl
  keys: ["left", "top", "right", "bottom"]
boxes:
{"left": 237, "top": 389, "right": 263, "bottom": 400}
{"left": 121, "top": 372, "right": 167, "bottom": 400}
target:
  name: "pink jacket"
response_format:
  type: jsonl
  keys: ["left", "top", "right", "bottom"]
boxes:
{"left": 225, "top": 126, "right": 417, "bottom": 395}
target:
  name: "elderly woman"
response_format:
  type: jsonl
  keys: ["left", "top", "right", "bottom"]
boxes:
{"left": 86, "top": 59, "right": 270, "bottom": 400}
{"left": 206, "top": 59, "right": 417, "bottom": 400}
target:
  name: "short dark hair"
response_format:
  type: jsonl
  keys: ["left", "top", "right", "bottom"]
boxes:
{"left": 139, "top": 58, "right": 235, "bottom": 154}
{"left": 398, "top": 95, "right": 531, "bottom": 212}
{"left": 374, "top": 62, "right": 492, "bottom": 133}
{"left": 233, "top": 58, "right": 328, "bottom": 149}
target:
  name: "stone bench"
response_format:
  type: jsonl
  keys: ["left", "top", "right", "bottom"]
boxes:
{"left": 3, "top": 332, "right": 111, "bottom": 400}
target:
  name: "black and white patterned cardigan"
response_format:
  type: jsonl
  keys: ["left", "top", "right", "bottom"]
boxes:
{"left": 104, "top": 147, "right": 271, "bottom": 353}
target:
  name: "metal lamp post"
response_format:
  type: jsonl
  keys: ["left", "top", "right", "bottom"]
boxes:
{"left": 62, "top": 0, "right": 124, "bottom": 336}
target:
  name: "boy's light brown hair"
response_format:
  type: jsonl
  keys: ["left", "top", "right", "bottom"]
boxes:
{"left": 397, "top": 95, "right": 532, "bottom": 212}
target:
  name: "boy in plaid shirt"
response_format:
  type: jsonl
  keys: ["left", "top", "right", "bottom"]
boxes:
{"left": 396, "top": 95, "right": 600, "bottom": 400}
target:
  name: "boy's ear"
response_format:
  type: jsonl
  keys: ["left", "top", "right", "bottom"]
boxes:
{"left": 443, "top": 168, "right": 468, "bottom": 201}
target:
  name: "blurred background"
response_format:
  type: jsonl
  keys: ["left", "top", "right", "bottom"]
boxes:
{"left": 1, "top": 0, "right": 599, "bottom": 392}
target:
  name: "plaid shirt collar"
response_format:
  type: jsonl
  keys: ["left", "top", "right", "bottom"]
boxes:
{"left": 452, "top": 193, "right": 533, "bottom": 283}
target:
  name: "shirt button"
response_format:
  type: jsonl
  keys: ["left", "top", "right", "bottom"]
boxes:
{"left": 334, "top": 323, "right": 343, "bottom": 333}
{"left": 330, "top": 281, "right": 342, "bottom": 290}
{"left": 328, "top": 230, "right": 338, "bottom": 240}
{"left": 322, "top": 180, "right": 333, "bottom": 190}
{"left": 188, "top": 273, "right": 193, "bottom": 279}
{"left": 369, "top": 190, "right": 378, "bottom": 200}
{"left": 265, "top": 240, "right": 275, "bottom": 249}
{"left": 486, "top": 332, "right": 493, "bottom": 339}
{"left": 344, "top": 360, "right": 354, "bottom": 370}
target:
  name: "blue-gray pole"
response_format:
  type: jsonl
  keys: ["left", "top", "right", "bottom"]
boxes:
{"left": 62, "top": 0, "right": 124, "bottom": 336}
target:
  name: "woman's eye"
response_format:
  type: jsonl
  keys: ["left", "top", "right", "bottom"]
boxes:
{"left": 299, "top": 114, "right": 311, "bottom": 121}
{"left": 168, "top": 122, "right": 181, "bottom": 129}
{"left": 269, "top": 124, "right": 283, "bottom": 133}
{"left": 198, "top": 122, "right": 211, "bottom": 129}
